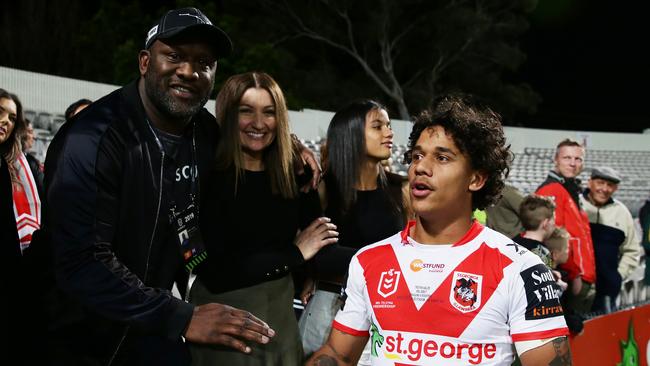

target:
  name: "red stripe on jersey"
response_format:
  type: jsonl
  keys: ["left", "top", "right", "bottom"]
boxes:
{"left": 511, "top": 328, "right": 569, "bottom": 342}
{"left": 399, "top": 220, "right": 483, "bottom": 246}
{"left": 400, "top": 220, "right": 417, "bottom": 244}
{"left": 332, "top": 320, "right": 370, "bottom": 337}
{"left": 451, "top": 220, "right": 483, "bottom": 247}
{"left": 358, "top": 242, "right": 513, "bottom": 337}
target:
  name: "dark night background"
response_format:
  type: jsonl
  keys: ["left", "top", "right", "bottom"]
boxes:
{"left": 519, "top": 0, "right": 647, "bottom": 132}
{"left": 1, "top": 0, "right": 647, "bottom": 133}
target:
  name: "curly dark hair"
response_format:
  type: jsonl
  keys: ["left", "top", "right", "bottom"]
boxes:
{"left": 404, "top": 93, "right": 512, "bottom": 210}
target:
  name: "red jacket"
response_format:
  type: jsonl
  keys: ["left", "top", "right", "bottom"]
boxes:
{"left": 537, "top": 178, "right": 596, "bottom": 283}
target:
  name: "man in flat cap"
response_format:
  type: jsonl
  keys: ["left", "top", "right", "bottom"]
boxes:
{"left": 42, "top": 7, "right": 319, "bottom": 366}
{"left": 580, "top": 166, "right": 642, "bottom": 313}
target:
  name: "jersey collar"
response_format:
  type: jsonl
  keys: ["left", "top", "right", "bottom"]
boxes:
{"left": 400, "top": 219, "right": 484, "bottom": 247}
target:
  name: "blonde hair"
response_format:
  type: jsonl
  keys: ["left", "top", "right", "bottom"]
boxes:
{"left": 214, "top": 72, "right": 296, "bottom": 198}
{"left": 554, "top": 138, "right": 585, "bottom": 159}
{"left": 545, "top": 227, "right": 569, "bottom": 253}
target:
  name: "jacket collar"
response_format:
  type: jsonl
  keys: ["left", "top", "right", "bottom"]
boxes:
{"left": 548, "top": 170, "right": 565, "bottom": 184}
{"left": 547, "top": 170, "right": 581, "bottom": 186}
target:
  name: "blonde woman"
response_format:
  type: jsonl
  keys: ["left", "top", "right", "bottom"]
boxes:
{"left": 189, "top": 72, "right": 338, "bottom": 365}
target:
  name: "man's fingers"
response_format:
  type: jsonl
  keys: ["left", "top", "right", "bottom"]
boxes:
{"left": 214, "top": 334, "right": 252, "bottom": 354}
{"left": 228, "top": 311, "right": 275, "bottom": 338}
{"left": 229, "top": 308, "right": 269, "bottom": 329}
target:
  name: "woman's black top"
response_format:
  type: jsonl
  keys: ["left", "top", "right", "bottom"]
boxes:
{"left": 197, "top": 167, "right": 321, "bottom": 294}
{"left": 314, "top": 172, "right": 405, "bottom": 280}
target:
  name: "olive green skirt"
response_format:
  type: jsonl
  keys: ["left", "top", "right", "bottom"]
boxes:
{"left": 189, "top": 276, "right": 303, "bottom": 366}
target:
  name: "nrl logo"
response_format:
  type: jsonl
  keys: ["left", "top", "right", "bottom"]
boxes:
{"left": 377, "top": 268, "right": 400, "bottom": 298}
{"left": 450, "top": 271, "right": 482, "bottom": 313}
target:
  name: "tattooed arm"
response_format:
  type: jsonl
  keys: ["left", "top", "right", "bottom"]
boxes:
{"left": 519, "top": 336, "right": 572, "bottom": 366}
{"left": 305, "top": 328, "right": 368, "bottom": 366}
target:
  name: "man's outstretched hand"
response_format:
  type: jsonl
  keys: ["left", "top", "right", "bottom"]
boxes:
{"left": 185, "top": 303, "right": 275, "bottom": 354}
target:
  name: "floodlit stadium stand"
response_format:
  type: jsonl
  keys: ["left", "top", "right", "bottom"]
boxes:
{"left": 3, "top": 65, "right": 649, "bottom": 215}
{"left": 300, "top": 140, "right": 650, "bottom": 218}
{"left": 2, "top": 67, "right": 648, "bottom": 336}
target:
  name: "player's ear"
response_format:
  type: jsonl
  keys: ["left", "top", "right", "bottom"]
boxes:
{"left": 468, "top": 170, "right": 487, "bottom": 192}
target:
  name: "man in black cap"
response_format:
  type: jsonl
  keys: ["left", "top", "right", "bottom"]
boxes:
{"left": 42, "top": 7, "right": 319, "bottom": 365}
{"left": 580, "top": 166, "right": 642, "bottom": 313}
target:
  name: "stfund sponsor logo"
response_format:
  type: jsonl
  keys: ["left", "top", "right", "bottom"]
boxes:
{"left": 377, "top": 268, "right": 400, "bottom": 298}
{"left": 410, "top": 259, "right": 445, "bottom": 272}
{"left": 450, "top": 271, "right": 482, "bottom": 313}
{"left": 383, "top": 331, "right": 496, "bottom": 364}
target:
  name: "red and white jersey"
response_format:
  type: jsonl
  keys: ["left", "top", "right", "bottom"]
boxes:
{"left": 333, "top": 220, "right": 568, "bottom": 366}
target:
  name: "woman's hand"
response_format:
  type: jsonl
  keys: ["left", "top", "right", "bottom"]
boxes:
{"left": 295, "top": 217, "right": 338, "bottom": 261}
{"left": 290, "top": 134, "right": 322, "bottom": 192}
{"left": 300, "top": 277, "right": 316, "bottom": 305}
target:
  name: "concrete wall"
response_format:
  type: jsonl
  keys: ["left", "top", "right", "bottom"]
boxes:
{"left": 2, "top": 66, "right": 649, "bottom": 152}
{"left": 1, "top": 66, "right": 120, "bottom": 116}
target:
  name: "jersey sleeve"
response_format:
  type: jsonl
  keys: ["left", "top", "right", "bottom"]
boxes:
{"left": 508, "top": 252, "right": 568, "bottom": 354}
{"left": 332, "top": 255, "right": 371, "bottom": 337}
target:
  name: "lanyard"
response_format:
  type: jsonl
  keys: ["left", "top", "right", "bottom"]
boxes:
{"left": 146, "top": 118, "right": 199, "bottom": 211}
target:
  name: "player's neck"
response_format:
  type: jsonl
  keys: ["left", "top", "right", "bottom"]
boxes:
{"left": 412, "top": 214, "right": 474, "bottom": 245}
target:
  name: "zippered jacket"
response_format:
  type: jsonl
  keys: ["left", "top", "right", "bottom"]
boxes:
{"left": 537, "top": 171, "right": 596, "bottom": 283}
{"left": 580, "top": 190, "right": 641, "bottom": 297}
{"left": 44, "top": 80, "right": 217, "bottom": 363}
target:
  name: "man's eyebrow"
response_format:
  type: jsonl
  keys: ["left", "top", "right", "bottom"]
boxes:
{"left": 411, "top": 145, "right": 456, "bottom": 154}
{"left": 435, "top": 146, "right": 456, "bottom": 155}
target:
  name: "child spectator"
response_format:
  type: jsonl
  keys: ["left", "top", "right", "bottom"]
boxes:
{"left": 545, "top": 227, "right": 571, "bottom": 294}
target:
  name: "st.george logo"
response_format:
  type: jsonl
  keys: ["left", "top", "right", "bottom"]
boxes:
{"left": 450, "top": 271, "right": 482, "bottom": 313}
{"left": 377, "top": 268, "right": 400, "bottom": 298}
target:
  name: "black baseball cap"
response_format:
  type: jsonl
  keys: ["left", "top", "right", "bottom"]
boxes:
{"left": 145, "top": 7, "right": 233, "bottom": 57}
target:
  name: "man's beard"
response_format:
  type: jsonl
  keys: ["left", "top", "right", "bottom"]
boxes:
{"left": 144, "top": 72, "right": 211, "bottom": 121}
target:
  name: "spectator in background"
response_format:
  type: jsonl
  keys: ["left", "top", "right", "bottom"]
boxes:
{"left": 189, "top": 71, "right": 337, "bottom": 366}
{"left": 580, "top": 166, "right": 641, "bottom": 313}
{"left": 639, "top": 196, "right": 650, "bottom": 287}
{"left": 537, "top": 138, "right": 596, "bottom": 315}
{"left": 486, "top": 184, "right": 525, "bottom": 238}
{"left": 42, "top": 9, "right": 284, "bottom": 365}
{"left": 0, "top": 90, "right": 40, "bottom": 252}
{"left": 64, "top": 98, "right": 92, "bottom": 121}
{"left": 1, "top": 88, "right": 42, "bottom": 364}
{"left": 298, "top": 99, "right": 410, "bottom": 362}
{"left": 512, "top": 195, "right": 570, "bottom": 297}
{"left": 545, "top": 227, "right": 570, "bottom": 282}
{"left": 512, "top": 194, "right": 555, "bottom": 255}
{"left": 20, "top": 118, "right": 44, "bottom": 194}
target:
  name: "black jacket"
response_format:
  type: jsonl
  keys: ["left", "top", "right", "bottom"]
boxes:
{"left": 44, "top": 80, "right": 217, "bottom": 364}
{"left": 1, "top": 158, "right": 23, "bottom": 361}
